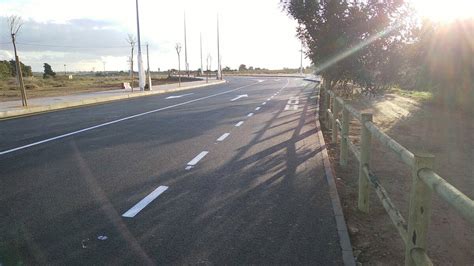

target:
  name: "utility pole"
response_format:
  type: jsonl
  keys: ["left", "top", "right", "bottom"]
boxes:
{"left": 8, "top": 16, "right": 27, "bottom": 107}
{"left": 184, "top": 12, "right": 189, "bottom": 77}
{"left": 200, "top": 33, "right": 203, "bottom": 76}
{"left": 217, "top": 14, "right": 222, "bottom": 80}
{"left": 175, "top": 43, "right": 182, "bottom": 87}
{"left": 135, "top": 0, "right": 146, "bottom": 91}
{"left": 64, "top": 64, "right": 67, "bottom": 76}
{"left": 146, "top": 43, "right": 152, "bottom": 90}
{"left": 103, "top": 61, "right": 106, "bottom": 74}
{"left": 300, "top": 41, "right": 304, "bottom": 75}
{"left": 207, "top": 54, "right": 211, "bottom": 83}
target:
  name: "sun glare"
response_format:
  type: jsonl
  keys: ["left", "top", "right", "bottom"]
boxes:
{"left": 411, "top": 0, "right": 474, "bottom": 22}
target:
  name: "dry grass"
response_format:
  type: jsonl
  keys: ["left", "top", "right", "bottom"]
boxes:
{"left": 0, "top": 74, "right": 184, "bottom": 102}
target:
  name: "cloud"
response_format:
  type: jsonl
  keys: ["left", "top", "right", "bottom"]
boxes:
{"left": 0, "top": 17, "right": 155, "bottom": 71}
{"left": 0, "top": 0, "right": 311, "bottom": 72}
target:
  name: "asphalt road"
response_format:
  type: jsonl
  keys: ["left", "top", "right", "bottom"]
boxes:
{"left": 0, "top": 77, "right": 343, "bottom": 265}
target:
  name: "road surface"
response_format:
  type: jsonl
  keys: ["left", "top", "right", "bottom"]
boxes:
{"left": 0, "top": 77, "right": 343, "bottom": 265}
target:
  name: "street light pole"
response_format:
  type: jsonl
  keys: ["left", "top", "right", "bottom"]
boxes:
{"left": 146, "top": 43, "right": 152, "bottom": 90}
{"left": 135, "top": 0, "right": 146, "bottom": 91}
{"left": 300, "top": 41, "right": 304, "bottom": 75}
{"left": 200, "top": 33, "right": 203, "bottom": 76}
{"left": 184, "top": 12, "right": 189, "bottom": 77}
{"left": 217, "top": 14, "right": 221, "bottom": 80}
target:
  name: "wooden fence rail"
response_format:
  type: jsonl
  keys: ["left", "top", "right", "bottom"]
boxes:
{"left": 320, "top": 85, "right": 474, "bottom": 266}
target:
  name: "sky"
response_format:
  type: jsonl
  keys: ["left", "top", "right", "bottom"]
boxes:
{"left": 0, "top": 0, "right": 310, "bottom": 72}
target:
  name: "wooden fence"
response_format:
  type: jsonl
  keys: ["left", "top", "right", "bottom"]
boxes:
{"left": 319, "top": 85, "right": 474, "bottom": 266}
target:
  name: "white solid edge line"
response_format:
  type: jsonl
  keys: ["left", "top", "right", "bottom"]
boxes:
{"left": 255, "top": 107, "right": 261, "bottom": 111}
{"left": 122, "top": 186, "right": 169, "bottom": 218}
{"left": 187, "top": 151, "right": 209, "bottom": 166}
{"left": 235, "top": 121, "right": 244, "bottom": 127}
{"left": 247, "top": 113, "right": 254, "bottom": 117}
{"left": 0, "top": 82, "right": 261, "bottom": 156}
{"left": 217, "top": 133, "right": 230, "bottom": 142}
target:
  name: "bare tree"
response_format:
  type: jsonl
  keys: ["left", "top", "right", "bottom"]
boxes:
{"left": 126, "top": 34, "right": 136, "bottom": 92}
{"left": 8, "top": 15, "right": 28, "bottom": 106}
{"left": 175, "top": 43, "right": 182, "bottom": 87}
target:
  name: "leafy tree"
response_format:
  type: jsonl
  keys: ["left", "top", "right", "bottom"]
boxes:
{"left": 238, "top": 64, "right": 247, "bottom": 71}
{"left": 282, "top": 0, "right": 409, "bottom": 91}
{"left": 0, "top": 60, "right": 32, "bottom": 78}
{"left": 0, "top": 61, "right": 11, "bottom": 79}
{"left": 43, "top": 63, "right": 56, "bottom": 79}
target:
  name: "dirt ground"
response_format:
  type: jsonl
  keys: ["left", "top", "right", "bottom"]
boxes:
{"left": 0, "top": 76, "right": 196, "bottom": 102}
{"left": 321, "top": 93, "right": 474, "bottom": 265}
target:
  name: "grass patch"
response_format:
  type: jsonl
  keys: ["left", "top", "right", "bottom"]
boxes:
{"left": 390, "top": 87, "right": 433, "bottom": 101}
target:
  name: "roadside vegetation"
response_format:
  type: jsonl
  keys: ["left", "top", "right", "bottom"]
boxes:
{"left": 0, "top": 72, "right": 195, "bottom": 102}
{"left": 282, "top": 0, "right": 473, "bottom": 265}
{"left": 282, "top": 0, "right": 473, "bottom": 113}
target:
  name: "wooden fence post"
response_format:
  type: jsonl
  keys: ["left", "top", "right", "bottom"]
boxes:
{"left": 321, "top": 85, "right": 327, "bottom": 121}
{"left": 405, "top": 154, "right": 434, "bottom": 266}
{"left": 325, "top": 90, "right": 331, "bottom": 129}
{"left": 340, "top": 107, "right": 349, "bottom": 166}
{"left": 332, "top": 97, "right": 340, "bottom": 143}
{"left": 358, "top": 113, "right": 373, "bottom": 213}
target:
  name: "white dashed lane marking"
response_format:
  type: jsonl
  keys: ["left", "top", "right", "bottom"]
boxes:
{"left": 185, "top": 151, "right": 209, "bottom": 170}
{"left": 122, "top": 186, "right": 169, "bottom": 218}
{"left": 217, "top": 133, "right": 230, "bottom": 142}
{"left": 235, "top": 121, "right": 244, "bottom": 127}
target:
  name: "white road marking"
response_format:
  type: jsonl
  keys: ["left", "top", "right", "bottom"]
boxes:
{"left": 122, "top": 186, "right": 169, "bottom": 218}
{"left": 267, "top": 98, "right": 271, "bottom": 101}
{"left": 285, "top": 95, "right": 299, "bottom": 111}
{"left": 258, "top": 80, "right": 265, "bottom": 83}
{"left": 217, "top": 133, "right": 230, "bottom": 142}
{"left": 247, "top": 113, "right": 254, "bottom": 117}
{"left": 230, "top": 94, "right": 248, "bottom": 102}
{"left": 165, "top": 93, "right": 194, "bottom": 99}
{"left": 235, "top": 121, "right": 244, "bottom": 127}
{"left": 262, "top": 102, "right": 266, "bottom": 105}
{"left": 255, "top": 107, "right": 261, "bottom": 111}
{"left": 186, "top": 151, "right": 209, "bottom": 168}
{"left": 0, "top": 82, "right": 261, "bottom": 156}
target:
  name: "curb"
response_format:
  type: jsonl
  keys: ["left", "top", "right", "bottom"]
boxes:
{"left": 0, "top": 80, "right": 226, "bottom": 119}
{"left": 313, "top": 85, "right": 356, "bottom": 266}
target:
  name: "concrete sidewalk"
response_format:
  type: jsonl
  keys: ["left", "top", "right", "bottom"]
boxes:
{"left": 0, "top": 79, "right": 225, "bottom": 119}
